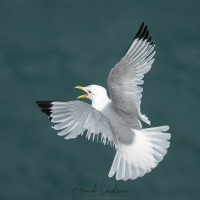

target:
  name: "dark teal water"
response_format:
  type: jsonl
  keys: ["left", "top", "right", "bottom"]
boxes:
{"left": 1, "top": 0, "right": 200, "bottom": 199}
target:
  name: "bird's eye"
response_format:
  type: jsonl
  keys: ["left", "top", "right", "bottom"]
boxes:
{"left": 88, "top": 90, "right": 91, "bottom": 93}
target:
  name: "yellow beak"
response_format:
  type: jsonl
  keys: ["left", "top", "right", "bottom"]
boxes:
{"left": 75, "top": 86, "right": 88, "bottom": 99}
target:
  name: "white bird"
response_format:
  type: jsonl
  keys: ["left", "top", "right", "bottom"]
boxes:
{"left": 36, "top": 22, "right": 171, "bottom": 181}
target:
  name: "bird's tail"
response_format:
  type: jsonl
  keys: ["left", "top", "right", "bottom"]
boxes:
{"left": 108, "top": 126, "right": 171, "bottom": 181}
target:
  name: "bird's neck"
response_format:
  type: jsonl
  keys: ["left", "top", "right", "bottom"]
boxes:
{"left": 92, "top": 94, "right": 110, "bottom": 111}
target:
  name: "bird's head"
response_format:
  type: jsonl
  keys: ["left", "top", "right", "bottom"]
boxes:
{"left": 75, "top": 85, "right": 108, "bottom": 102}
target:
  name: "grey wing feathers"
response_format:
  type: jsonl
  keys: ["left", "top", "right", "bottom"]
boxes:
{"left": 107, "top": 23, "right": 155, "bottom": 129}
{"left": 36, "top": 101, "right": 117, "bottom": 147}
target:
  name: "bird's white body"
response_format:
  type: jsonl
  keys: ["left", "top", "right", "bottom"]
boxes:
{"left": 90, "top": 86, "right": 133, "bottom": 144}
{"left": 36, "top": 23, "right": 171, "bottom": 181}
{"left": 83, "top": 85, "right": 170, "bottom": 180}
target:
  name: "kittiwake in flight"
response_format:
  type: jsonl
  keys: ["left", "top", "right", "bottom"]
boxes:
{"left": 36, "top": 22, "right": 171, "bottom": 181}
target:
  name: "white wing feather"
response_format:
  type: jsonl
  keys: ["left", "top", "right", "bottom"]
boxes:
{"left": 107, "top": 23, "right": 155, "bottom": 129}
{"left": 36, "top": 101, "right": 118, "bottom": 147}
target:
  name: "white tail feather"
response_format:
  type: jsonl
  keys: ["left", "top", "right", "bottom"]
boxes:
{"left": 141, "top": 114, "right": 151, "bottom": 125}
{"left": 108, "top": 126, "right": 170, "bottom": 181}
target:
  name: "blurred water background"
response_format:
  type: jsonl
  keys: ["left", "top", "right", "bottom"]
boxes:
{"left": 0, "top": 0, "right": 200, "bottom": 199}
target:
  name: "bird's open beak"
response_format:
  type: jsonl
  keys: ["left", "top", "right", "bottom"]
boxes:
{"left": 75, "top": 86, "right": 88, "bottom": 99}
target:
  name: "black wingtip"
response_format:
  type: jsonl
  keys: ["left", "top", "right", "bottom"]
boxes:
{"left": 147, "top": 36, "right": 152, "bottom": 43}
{"left": 134, "top": 22, "right": 145, "bottom": 40}
{"left": 134, "top": 22, "right": 153, "bottom": 43}
{"left": 143, "top": 30, "right": 149, "bottom": 40}
{"left": 35, "top": 100, "right": 52, "bottom": 105}
{"left": 35, "top": 101, "right": 53, "bottom": 119}
{"left": 139, "top": 25, "right": 147, "bottom": 40}
{"left": 123, "top": 22, "right": 153, "bottom": 57}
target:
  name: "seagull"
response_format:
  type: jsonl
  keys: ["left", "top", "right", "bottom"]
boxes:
{"left": 36, "top": 22, "right": 171, "bottom": 181}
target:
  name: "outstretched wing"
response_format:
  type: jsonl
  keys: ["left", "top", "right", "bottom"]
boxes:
{"left": 36, "top": 100, "right": 118, "bottom": 147}
{"left": 107, "top": 23, "right": 155, "bottom": 129}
